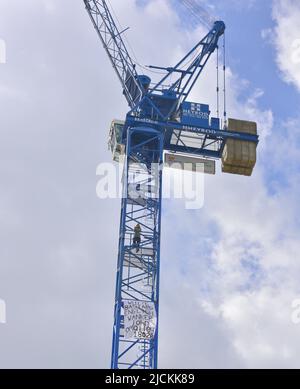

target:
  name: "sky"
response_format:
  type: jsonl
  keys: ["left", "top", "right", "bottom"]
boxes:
{"left": 0, "top": 0, "right": 300, "bottom": 369}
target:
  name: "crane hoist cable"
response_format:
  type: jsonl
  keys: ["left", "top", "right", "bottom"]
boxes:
{"left": 216, "top": 46, "right": 220, "bottom": 119}
{"left": 181, "top": 0, "right": 215, "bottom": 29}
{"left": 107, "top": 0, "right": 165, "bottom": 76}
{"left": 223, "top": 32, "right": 227, "bottom": 126}
{"left": 181, "top": 0, "right": 226, "bottom": 122}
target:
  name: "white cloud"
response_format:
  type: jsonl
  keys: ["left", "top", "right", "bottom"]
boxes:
{"left": 0, "top": 38, "right": 6, "bottom": 64}
{"left": 40, "top": 0, "right": 57, "bottom": 14}
{"left": 270, "top": 0, "right": 300, "bottom": 91}
{"left": 1, "top": 0, "right": 300, "bottom": 369}
{"left": 0, "top": 299, "right": 6, "bottom": 324}
{"left": 163, "top": 109, "right": 300, "bottom": 367}
{"left": 219, "top": 288, "right": 300, "bottom": 368}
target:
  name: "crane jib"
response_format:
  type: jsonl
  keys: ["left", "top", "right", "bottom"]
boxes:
{"left": 83, "top": 0, "right": 259, "bottom": 370}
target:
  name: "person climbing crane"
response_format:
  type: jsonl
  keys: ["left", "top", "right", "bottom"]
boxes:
{"left": 133, "top": 223, "right": 141, "bottom": 253}
{"left": 83, "top": 0, "right": 258, "bottom": 370}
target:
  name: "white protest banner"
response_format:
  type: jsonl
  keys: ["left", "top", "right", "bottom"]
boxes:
{"left": 123, "top": 300, "right": 157, "bottom": 340}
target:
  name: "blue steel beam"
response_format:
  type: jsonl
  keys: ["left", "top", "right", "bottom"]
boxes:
{"left": 125, "top": 115, "right": 259, "bottom": 159}
{"left": 83, "top": 0, "right": 258, "bottom": 370}
{"left": 145, "top": 21, "right": 225, "bottom": 120}
{"left": 83, "top": 0, "right": 144, "bottom": 108}
{"left": 126, "top": 116, "right": 259, "bottom": 143}
{"left": 111, "top": 127, "right": 164, "bottom": 369}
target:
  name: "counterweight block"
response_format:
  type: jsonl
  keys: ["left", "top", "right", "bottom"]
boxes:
{"left": 222, "top": 118, "right": 258, "bottom": 176}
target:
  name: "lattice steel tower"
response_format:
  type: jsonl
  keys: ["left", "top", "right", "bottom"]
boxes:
{"left": 83, "top": 0, "right": 259, "bottom": 369}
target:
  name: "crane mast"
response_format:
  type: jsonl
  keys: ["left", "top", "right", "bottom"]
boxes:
{"left": 84, "top": 0, "right": 259, "bottom": 370}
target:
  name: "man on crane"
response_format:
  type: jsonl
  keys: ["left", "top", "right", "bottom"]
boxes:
{"left": 133, "top": 224, "right": 141, "bottom": 253}
{"left": 83, "top": 0, "right": 258, "bottom": 370}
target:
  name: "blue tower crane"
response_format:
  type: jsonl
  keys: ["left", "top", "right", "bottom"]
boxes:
{"left": 84, "top": 0, "right": 259, "bottom": 369}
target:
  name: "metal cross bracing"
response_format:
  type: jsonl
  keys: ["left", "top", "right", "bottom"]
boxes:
{"left": 111, "top": 127, "right": 164, "bottom": 369}
{"left": 83, "top": 0, "right": 259, "bottom": 370}
{"left": 84, "top": 0, "right": 225, "bottom": 121}
{"left": 83, "top": 0, "right": 143, "bottom": 108}
{"left": 144, "top": 20, "right": 226, "bottom": 121}
{"left": 125, "top": 116, "right": 258, "bottom": 160}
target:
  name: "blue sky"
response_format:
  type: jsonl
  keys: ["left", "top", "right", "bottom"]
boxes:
{"left": 183, "top": 0, "right": 300, "bottom": 117}
{"left": 1, "top": 0, "right": 300, "bottom": 368}
{"left": 218, "top": 0, "right": 300, "bottom": 117}
{"left": 141, "top": 0, "right": 300, "bottom": 117}
{"left": 134, "top": 0, "right": 300, "bottom": 197}
{"left": 117, "top": 0, "right": 300, "bottom": 367}
{"left": 136, "top": 2, "right": 293, "bottom": 102}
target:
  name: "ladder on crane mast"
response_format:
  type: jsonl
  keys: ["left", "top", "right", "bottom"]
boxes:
{"left": 83, "top": 0, "right": 259, "bottom": 370}
{"left": 111, "top": 127, "right": 163, "bottom": 369}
